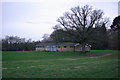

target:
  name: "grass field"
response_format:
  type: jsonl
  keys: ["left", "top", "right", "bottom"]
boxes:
{"left": 2, "top": 50, "right": 119, "bottom": 78}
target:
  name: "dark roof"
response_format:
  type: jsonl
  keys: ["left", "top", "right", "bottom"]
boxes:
{"left": 36, "top": 43, "right": 45, "bottom": 47}
{"left": 60, "top": 43, "right": 79, "bottom": 46}
{"left": 45, "top": 43, "right": 59, "bottom": 46}
{"left": 36, "top": 42, "right": 79, "bottom": 47}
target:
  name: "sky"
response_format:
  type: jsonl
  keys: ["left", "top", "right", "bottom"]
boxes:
{"left": 1, "top": 0, "right": 119, "bottom": 41}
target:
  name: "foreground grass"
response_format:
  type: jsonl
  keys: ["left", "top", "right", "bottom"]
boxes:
{"left": 2, "top": 50, "right": 119, "bottom": 78}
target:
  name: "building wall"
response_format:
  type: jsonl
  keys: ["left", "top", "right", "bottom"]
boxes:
{"left": 61, "top": 46, "right": 74, "bottom": 52}
{"left": 75, "top": 45, "right": 90, "bottom": 52}
{"left": 57, "top": 47, "right": 61, "bottom": 52}
{"left": 85, "top": 46, "right": 90, "bottom": 51}
{"left": 36, "top": 48, "right": 45, "bottom": 51}
{"left": 46, "top": 46, "right": 57, "bottom": 51}
{"left": 75, "top": 45, "right": 82, "bottom": 51}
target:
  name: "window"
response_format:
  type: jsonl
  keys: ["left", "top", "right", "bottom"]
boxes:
{"left": 39, "top": 46, "right": 44, "bottom": 48}
{"left": 70, "top": 46, "right": 73, "bottom": 48}
{"left": 64, "top": 46, "right": 67, "bottom": 48}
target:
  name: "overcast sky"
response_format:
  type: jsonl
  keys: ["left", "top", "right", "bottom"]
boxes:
{"left": 2, "top": 0, "right": 119, "bottom": 41}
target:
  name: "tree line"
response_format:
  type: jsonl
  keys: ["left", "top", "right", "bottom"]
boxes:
{"left": 2, "top": 36, "right": 40, "bottom": 51}
{"left": 2, "top": 5, "right": 119, "bottom": 51}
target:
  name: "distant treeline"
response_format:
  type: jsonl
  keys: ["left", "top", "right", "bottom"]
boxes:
{"left": 2, "top": 36, "right": 40, "bottom": 51}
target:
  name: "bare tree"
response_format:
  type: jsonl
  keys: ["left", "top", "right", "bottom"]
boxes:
{"left": 42, "top": 34, "right": 53, "bottom": 42}
{"left": 57, "top": 5, "right": 107, "bottom": 53}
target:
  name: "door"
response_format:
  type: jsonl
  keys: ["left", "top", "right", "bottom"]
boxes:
{"left": 60, "top": 46, "right": 62, "bottom": 52}
{"left": 46, "top": 46, "right": 51, "bottom": 51}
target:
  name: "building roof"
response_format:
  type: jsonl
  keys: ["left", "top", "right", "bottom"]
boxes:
{"left": 36, "top": 43, "right": 45, "bottom": 47}
{"left": 59, "top": 43, "right": 79, "bottom": 46}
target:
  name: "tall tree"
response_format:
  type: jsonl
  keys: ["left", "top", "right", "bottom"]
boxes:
{"left": 110, "top": 16, "right": 120, "bottom": 31}
{"left": 50, "top": 29, "right": 73, "bottom": 43}
{"left": 110, "top": 16, "right": 120, "bottom": 50}
{"left": 107, "top": 29, "right": 118, "bottom": 50}
{"left": 90, "top": 23, "right": 108, "bottom": 50}
{"left": 56, "top": 5, "right": 107, "bottom": 53}
{"left": 41, "top": 34, "right": 53, "bottom": 43}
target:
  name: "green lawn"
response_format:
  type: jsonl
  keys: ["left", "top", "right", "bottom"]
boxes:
{"left": 2, "top": 50, "right": 119, "bottom": 78}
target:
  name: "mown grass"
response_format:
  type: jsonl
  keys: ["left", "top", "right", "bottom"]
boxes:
{"left": 2, "top": 50, "right": 119, "bottom": 78}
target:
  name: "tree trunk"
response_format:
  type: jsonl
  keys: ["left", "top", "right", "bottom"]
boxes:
{"left": 82, "top": 43, "right": 86, "bottom": 53}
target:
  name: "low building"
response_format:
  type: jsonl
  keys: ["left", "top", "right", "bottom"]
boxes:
{"left": 36, "top": 42, "right": 91, "bottom": 52}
